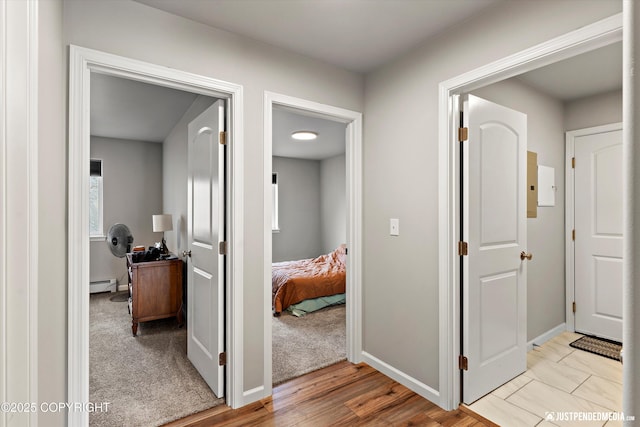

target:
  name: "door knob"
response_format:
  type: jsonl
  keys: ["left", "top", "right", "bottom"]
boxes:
{"left": 183, "top": 250, "right": 191, "bottom": 258}
{"left": 520, "top": 251, "right": 533, "bottom": 261}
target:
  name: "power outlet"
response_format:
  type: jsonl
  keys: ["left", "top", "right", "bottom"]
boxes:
{"left": 390, "top": 218, "right": 400, "bottom": 236}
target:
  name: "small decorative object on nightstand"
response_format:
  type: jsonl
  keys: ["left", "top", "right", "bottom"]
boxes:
{"left": 127, "top": 253, "right": 183, "bottom": 336}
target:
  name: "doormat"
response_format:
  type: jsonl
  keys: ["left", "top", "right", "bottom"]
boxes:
{"left": 570, "top": 335, "right": 622, "bottom": 362}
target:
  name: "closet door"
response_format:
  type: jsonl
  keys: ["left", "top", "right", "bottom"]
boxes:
{"left": 573, "top": 125, "right": 623, "bottom": 342}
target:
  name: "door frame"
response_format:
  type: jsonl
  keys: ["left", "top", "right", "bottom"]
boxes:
{"left": 438, "top": 14, "right": 622, "bottom": 410}
{"left": 565, "top": 122, "right": 623, "bottom": 334}
{"left": 68, "top": 45, "right": 245, "bottom": 426}
{"left": 1, "top": 1, "right": 39, "bottom": 425}
{"left": 263, "top": 92, "right": 363, "bottom": 395}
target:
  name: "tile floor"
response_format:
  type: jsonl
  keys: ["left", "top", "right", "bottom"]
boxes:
{"left": 466, "top": 332, "right": 625, "bottom": 427}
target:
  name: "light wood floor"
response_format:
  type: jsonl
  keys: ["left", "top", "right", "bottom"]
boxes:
{"left": 164, "top": 361, "right": 496, "bottom": 426}
{"left": 466, "top": 332, "right": 624, "bottom": 427}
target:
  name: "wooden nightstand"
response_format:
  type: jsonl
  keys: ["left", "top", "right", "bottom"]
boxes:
{"left": 127, "top": 254, "right": 184, "bottom": 336}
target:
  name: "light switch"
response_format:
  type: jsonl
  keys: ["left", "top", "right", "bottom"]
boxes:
{"left": 390, "top": 218, "right": 399, "bottom": 236}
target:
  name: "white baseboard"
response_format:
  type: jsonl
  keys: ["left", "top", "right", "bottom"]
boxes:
{"left": 361, "top": 351, "right": 440, "bottom": 406}
{"left": 117, "top": 283, "right": 128, "bottom": 292}
{"left": 89, "top": 278, "right": 117, "bottom": 294}
{"left": 527, "top": 323, "right": 567, "bottom": 351}
{"left": 241, "top": 385, "right": 266, "bottom": 407}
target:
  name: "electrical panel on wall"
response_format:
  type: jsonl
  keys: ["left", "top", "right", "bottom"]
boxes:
{"left": 537, "top": 165, "right": 555, "bottom": 207}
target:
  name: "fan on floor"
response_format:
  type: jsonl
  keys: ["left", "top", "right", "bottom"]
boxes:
{"left": 107, "top": 223, "right": 134, "bottom": 258}
{"left": 106, "top": 223, "right": 134, "bottom": 301}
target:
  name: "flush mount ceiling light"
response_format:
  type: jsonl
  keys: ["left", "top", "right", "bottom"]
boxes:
{"left": 291, "top": 131, "right": 318, "bottom": 141}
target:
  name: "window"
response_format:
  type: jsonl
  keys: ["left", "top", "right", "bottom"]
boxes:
{"left": 89, "top": 159, "right": 104, "bottom": 239}
{"left": 272, "top": 172, "right": 279, "bottom": 232}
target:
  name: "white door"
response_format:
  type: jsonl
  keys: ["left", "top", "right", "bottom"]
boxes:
{"left": 573, "top": 125, "right": 623, "bottom": 342}
{"left": 463, "top": 95, "right": 528, "bottom": 404}
{"left": 187, "top": 100, "right": 226, "bottom": 397}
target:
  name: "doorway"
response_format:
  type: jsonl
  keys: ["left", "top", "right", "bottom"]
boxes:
{"left": 68, "top": 46, "right": 245, "bottom": 426}
{"left": 87, "top": 73, "right": 228, "bottom": 425}
{"left": 438, "top": 14, "right": 622, "bottom": 410}
{"left": 263, "top": 92, "right": 363, "bottom": 395}
{"left": 88, "top": 72, "right": 226, "bottom": 426}
{"left": 270, "top": 106, "right": 348, "bottom": 386}
{"left": 457, "top": 68, "right": 624, "bottom": 424}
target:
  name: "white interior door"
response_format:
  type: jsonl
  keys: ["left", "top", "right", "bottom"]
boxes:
{"left": 463, "top": 94, "right": 528, "bottom": 404}
{"left": 573, "top": 125, "right": 623, "bottom": 342}
{"left": 187, "top": 100, "right": 226, "bottom": 397}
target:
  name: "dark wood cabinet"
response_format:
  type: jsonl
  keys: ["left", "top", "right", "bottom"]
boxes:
{"left": 127, "top": 254, "right": 183, "bottom": 336}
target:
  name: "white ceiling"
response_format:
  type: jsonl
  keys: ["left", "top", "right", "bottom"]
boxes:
{"left": 134, "top": 0, "right": 502, "bottom": 73}
{"left": 90, "top": 73, "right": 199, "bottom": 143}
{"left": 273, "top": 108, "right": 346, "bottom": 161}
{"left": 517, "top": 42, "right": 622, "bottom": 101}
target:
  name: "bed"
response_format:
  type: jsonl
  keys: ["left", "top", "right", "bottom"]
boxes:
{"left": 272, "top": 244, "right": 346, "bottom": 316}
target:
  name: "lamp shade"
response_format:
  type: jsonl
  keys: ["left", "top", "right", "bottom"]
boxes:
{"left": 152, "top": 214, "right": 173, "bottom": 232}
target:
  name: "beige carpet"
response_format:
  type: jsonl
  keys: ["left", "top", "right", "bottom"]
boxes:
{"left": 272, "top": 304, "right": 346, "bottom": 385}
{"left": 90, "top": 292, "right": 224, "bottom": 427}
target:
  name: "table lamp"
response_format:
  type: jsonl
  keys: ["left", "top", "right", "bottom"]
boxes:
{"left": 152, "top": 214, "right": 173, "bottom": 254}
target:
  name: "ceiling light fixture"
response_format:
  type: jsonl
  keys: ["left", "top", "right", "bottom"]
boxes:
{"left": 291, "top": 131, "right": 318, "bottom": 141}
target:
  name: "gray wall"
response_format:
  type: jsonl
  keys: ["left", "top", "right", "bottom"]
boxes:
{"left": 321, "top": 154, "right": 347, "bottom": 253}
{"left": 565, "top": 89, "right": 622, "bottom": 130}
{"left": 272, "top": 154, "right": 347, "bottom": 262}
{"left": 272, "top": 156, "right": 322, "bottom": 262}
{"left": 89, "top": 137, "right": 163, "bottom": 285}
{"left": 63, "top": 0, "right": 364, "bottom": 396}
{"left": 363, "top": 0, "right": 621, "bottom": 391}
{"left": 162, "top": 95, "right": 217, "bottom": 256}
{"left": 473, "top": 78, "right": 566, "bottom": 342}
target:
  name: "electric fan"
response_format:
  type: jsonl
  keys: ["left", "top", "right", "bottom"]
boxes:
{"left": 106, "top": 223, "right": 134, "bottom": 258}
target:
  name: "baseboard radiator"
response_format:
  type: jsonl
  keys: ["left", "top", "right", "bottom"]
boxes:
{"left": 89, "top": 278, "right": 117, "bottom": 294}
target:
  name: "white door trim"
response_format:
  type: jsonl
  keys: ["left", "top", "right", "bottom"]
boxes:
{"left": 438, "top": 13, "right": 622, "bottom": 410}
{"left": 565, "top": 122, "right": 623, "bottom": 333}
{"left": 263, "top": 91, "right": 363, "bottom": 396}
{"left": 68, "top": 45, "right": 245, "bottom": 426}
{"left": 2, "top": 1, "right": 39, "bottom": 425}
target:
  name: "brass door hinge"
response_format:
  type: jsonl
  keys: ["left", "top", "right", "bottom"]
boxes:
{"left": 459, "top": 355, "right": 468, "bottom": 371}
{"left": 572, "top": 229, "right": 575, "bottom": 241}
{"left": 458, "top": 127, "right": 468, "bottom": 142}
{"left": 572, "top": 301, "right": 576, "bottom": 313}
{"left": 219, "top": 131, "right": 227, "bottom": 145}
{"left": 219, "top": 241, "right": 227, "bottom": 255}
{"left": 572, "top": 157, "right": 575, "bottom": 168}
{"left": 458, "top": 241, "right": 468, "bottom": 256}
{"left": 219, "top": 352, "right": 226, "bottom": 366}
